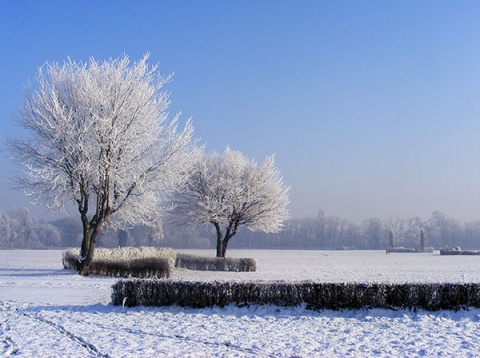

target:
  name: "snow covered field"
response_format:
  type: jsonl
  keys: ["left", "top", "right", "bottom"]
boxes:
{"left": 1, "top": 249, "right": 480, "bottom": 357}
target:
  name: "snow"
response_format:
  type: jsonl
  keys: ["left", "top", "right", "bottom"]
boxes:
{"left": 1, "top": 249, "right": 480, "bottom": 357}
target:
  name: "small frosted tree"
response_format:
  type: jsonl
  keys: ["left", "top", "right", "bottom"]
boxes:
{"left": 388, "top": 229, "right": 396, "bottom": 248}
{"left": 171, "top": 148, "right": 289, "bottom": 257}
{"left": 420, "top": 228, "right": 427, "bottom": 249}
{"left": 9, "top": 54, "right": 194, "bottom": 275}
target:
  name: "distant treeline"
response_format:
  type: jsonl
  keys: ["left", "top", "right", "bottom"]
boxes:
{"left": 0, "top": 208, "right": 61, "bottom": 249}
{"left": 163, "top": 210, "right": 480, "bottom": 251}
{"left": 0, "top": 208, "right": 164, "bottom": 249}
{"left": 0, "top": 208, "right": 479, "bottom": 250}
{"left": 230, "top": 211, "right": 480, "bottom": 250}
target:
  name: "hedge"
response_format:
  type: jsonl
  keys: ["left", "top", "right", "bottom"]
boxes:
{"left": 111, "top": 280, "right": 480, "bottom": 311}
{"left": 63, "top": 247, "right": 256, "bottom": 276}
{"left": 80, "top": 258, "right": 171, "bottom": 278}
{"left": 175, "top": 253, "right": 256, "bottom": 272}
{"left": 62, "top": 247, "right": 176, "bottom": 278}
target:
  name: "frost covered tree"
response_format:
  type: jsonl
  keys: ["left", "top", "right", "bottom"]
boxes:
{"left": 420, "top": 228, "right": 427, "bottom": 249}
{"left": 388, "top": 229, "right": 396, "bottom": 248}
{"left": 171, "top": 148, "right": 289, "bottom": 257}
{"left": 9, "top": 54, "right": 194, "bottom": 275}
{"left": 361, "top": 218, "right": 384, "bottom": 249}
{"left": 0, "top": 208, "right": 61, "bottom": 249}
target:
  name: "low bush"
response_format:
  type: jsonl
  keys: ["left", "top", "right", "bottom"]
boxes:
{"left": 175, "top": 253, "right": 256, "bottom": 272}
{"left": 111, "top": 280, "right": 480, "bottom": 311}
{"left": 63, "top": 247, "right": 177, "bottom": 278}
{"left": 86, "top": 257, "right": 171, "bottom": 278}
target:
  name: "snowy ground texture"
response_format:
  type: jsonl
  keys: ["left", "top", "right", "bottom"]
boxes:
{"left": 1, "top": 249, "right": 480, "bottom": 357}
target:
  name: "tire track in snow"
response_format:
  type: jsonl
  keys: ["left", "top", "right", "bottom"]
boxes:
{"left": 50, "top": 313, "right": 261, "bottom": 357}
{"left": 1, "top": 317, "right": 18, "bottom": 356}
{"left": 0, "top": 303, "right": 20, "bottom": 356}
{"left": 109, "top": 325, "right": 260, "bottom": 356}
{"left": 1, "top": 335, "right": 19, "bottom": 356}
{"left": 22, "top": 312, "right": 111, "bottom": 358}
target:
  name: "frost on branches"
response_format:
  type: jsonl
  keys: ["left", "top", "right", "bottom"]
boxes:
{"left": 9, "top": 54, "right": 194, "bottom": 275}
{"left": 171, "top": 148, "right": 289, "bottom": 257}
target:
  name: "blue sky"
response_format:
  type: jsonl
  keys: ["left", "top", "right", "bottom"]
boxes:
{"left": 1, "top": 0, "right": 479, "bottom": 223}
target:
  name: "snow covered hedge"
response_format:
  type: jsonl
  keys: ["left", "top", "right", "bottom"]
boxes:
{"left": 62, "top": 247, "right": 256, "bottom": 276}
{"left": 111, "top": 281, "right": 480, "bottom": 311}
{"left": 175, "top": 253, "right": 256, "bottom": 272}
{"left": 63, "top": 247, "right": 177, "bottom": 278}
{"left": 83, "top": 258, "right": 171, "bottom": 278}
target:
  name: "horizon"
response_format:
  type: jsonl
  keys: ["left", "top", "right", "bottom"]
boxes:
{"left": 1, "top": 1, "right": 479, "bottom": 224}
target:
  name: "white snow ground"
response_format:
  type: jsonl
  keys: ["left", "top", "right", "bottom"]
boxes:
{"left": 1, "top": 249, "right": 480, "bottom": 357}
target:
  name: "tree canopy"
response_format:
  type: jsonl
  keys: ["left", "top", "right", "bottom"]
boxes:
{"left": 10, "top": 54, "right": 194, "bottom": 274}
{"left": 171, "top": 148, "right": 290, "bottom": 257}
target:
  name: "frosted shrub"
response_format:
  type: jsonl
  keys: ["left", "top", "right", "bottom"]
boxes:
{"left": 112, "top": 281, "right": 480, "bottom": 310}
{"left": 175, "top": 253, "right": 256, "bottom": 272}
{"left": 64, "top": 246, "right": 176, "bottom": 265}
{"left": 88, "top": 258, "right": 171, "bottom": 278}
{"left": 63, "top": 247, "right": 177, "bottom": 278}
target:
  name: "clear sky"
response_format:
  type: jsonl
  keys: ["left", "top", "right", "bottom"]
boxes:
{"left": 1, "top": 0, "right": 479, "bottom": 223}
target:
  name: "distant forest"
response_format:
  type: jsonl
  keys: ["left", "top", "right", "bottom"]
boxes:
{"left": 0, "top": 208, "right": 479, "bottom": 250}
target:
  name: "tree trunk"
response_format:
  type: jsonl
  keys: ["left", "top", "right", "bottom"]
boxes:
{"left": 213, "top": 220, "right": 239, "bottom": 258}
{"left": 78, "top": 224, "right": 102, "bottom": 275}
{"left": 214, "top": 222, "right": 224, "bottom": 258}
{"left": 78, "top": 213, "right": 104, "bottom": 276}
{"left": 221, "top": 237, "right": 230, "bottom": 257}
{"left": 79, "top": 212, "right": 90, "bottom": 262}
